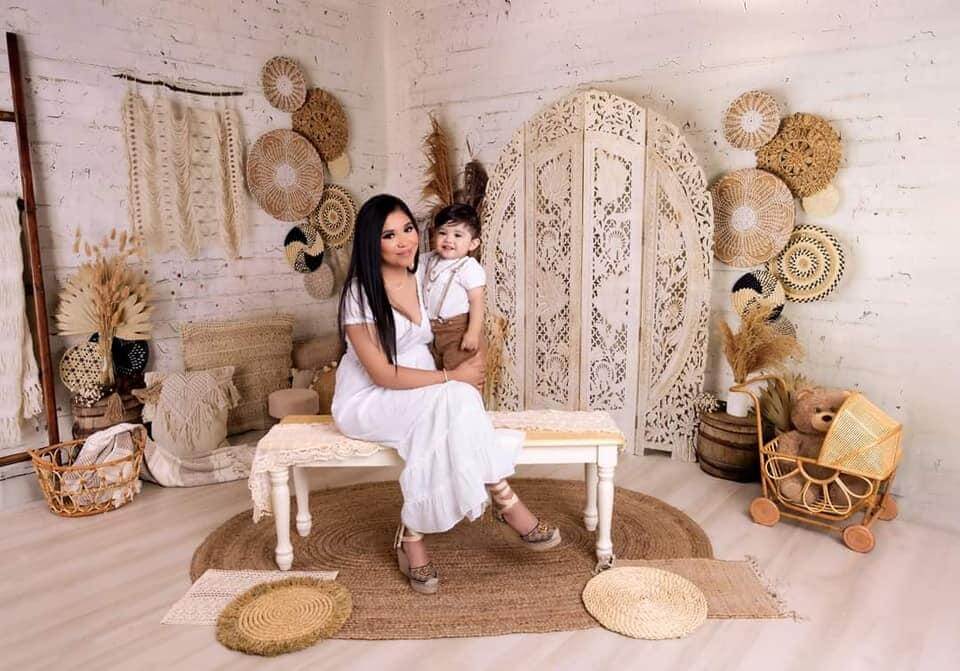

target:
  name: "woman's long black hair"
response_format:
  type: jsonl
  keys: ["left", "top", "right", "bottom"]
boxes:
{"left": 337, "top": 194, "right": 420, "bottom": 365}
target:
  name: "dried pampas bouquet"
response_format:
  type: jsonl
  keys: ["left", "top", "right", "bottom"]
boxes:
{"left": 56, "top": 228, "right": 152, "bottom": 386}
{"left": 718, "top": 305, "right": 804, "bottom": 384}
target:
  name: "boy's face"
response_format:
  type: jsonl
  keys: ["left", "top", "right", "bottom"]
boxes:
{"left": 434, "top": 221, "right": 480, "bottom": 260}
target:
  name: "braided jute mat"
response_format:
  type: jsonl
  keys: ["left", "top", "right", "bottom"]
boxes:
{"left": 191, "top": 478, "right": 712, "bottom": 639}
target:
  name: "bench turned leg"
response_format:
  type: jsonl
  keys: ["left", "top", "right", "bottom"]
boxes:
{"left": 583, "top": 463, "right": 598, "bottom": 531}
{"left": 292, "top": 467, "right": 312, "bottom": 537}
{"left": 270, "top": 468, "right": 293, "bottom": 571}
{"left": 595, "top": 445, "right": 617, "bottom": 569}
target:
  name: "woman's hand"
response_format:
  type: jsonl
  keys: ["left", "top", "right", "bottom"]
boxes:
{"left": 448, "top": 351, "right": 486, "bottom": 387}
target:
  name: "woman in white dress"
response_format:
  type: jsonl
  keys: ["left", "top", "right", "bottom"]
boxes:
{"left": 332, "top": 194, "right": 560, "bottom": 594}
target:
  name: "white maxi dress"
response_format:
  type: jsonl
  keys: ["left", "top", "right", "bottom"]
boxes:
{"left": 332, "top": 269, "right": 523, "bottom": 533}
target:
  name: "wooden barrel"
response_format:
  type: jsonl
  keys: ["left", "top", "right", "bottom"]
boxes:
{"left": 71, "top": 393, "right": 143, "bottom": 440}
{"left": 696, "top": 411, "right": 761, "bottom": 482}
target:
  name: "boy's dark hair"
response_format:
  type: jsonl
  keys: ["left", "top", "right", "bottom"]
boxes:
{"left": 432, "top": 203, "right": 480, "bottom": 239}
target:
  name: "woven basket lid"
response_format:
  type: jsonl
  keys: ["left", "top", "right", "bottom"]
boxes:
{"left": 711, "top": 168, "right": 795, "bottom": 267}
{"left": 801, "top": 183, "right": 841, "bottom": 218}
{"left": 246, "top": 129, "right": 325, "bottom": 222}
{"left": 309, "top": 184, "right": 357, "bottom": 248}
{"left": 731, "top": 268, "right": 786, "bottom": 319}
{"left": 303, "top": 263, "right": 336, "bottom": 299}
{"left": 327, "top": 153, "right": 351, "bottom": 179}
{"left": 767, "top": 224, "right": 845, "bottom": 302}
{"left": 292, "top": 88, "right": 349, "bottom": 162}
{"left": 756, "top": 112, "right": 842, "bottom": 197}
{"left": 260, "top": 56, "right": 307, "bottom": 112}
{"left": 216, "top": 577, "right": 351, "bottom": 656}
{"left": 59, "top": 342, "right": 104, "bottom": 396}
{"left": 582, "top": 567, "right": 708, "bottom": 639}
{"left": 284, "top": 224, "right": 326, "bottom": 273}
{"left": 722, "top": 90, "right": 781, "bottom": 150}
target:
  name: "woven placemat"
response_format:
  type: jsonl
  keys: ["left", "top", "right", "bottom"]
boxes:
{"left": 260, "top": 56, "right": 307, "bottom": 112}
{"left": 163, "top": 569, "right": 338, "bottom": 625}
{"left": 756, "top": 112, "right": 842, "bottom": 197}
{"left": 711, "top": 168, "right": 795, "bottom": 267}
{"left": 191, "top": 478, "right": 713, "bottom": 640}
{"left": 767, "top": 224, "right": 845, "bottom": 302}
{"left": 722, "top": 90, "right": 781, "bottom": 150}
{"left": 293, "top": 88, "right": 349, "bottom": 161}
{"left": 309, "top": 183, "right": 357, "bottom": 247}
{"left": 246, "top": 129, "right": 324, "bottom": 221}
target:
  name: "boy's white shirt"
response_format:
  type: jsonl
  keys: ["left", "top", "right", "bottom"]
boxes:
{"left": 421, "top": 251, "right": 486, "bottom": 320}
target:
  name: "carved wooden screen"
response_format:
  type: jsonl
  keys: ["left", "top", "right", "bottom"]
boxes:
{"left": 482, "top": 90, "right": 712, "bottom": 459}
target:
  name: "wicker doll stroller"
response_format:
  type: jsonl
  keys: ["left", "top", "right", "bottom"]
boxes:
{"left": 731, "top": 375, "right": 902, "bottom": 553}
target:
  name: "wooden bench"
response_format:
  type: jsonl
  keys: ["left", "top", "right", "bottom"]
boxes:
{"left": 263, "top": 415, "right": 623, "bottom": 571}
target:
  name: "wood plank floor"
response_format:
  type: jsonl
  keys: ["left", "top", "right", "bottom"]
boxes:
{"left": 1, "top": 455, "right": 956, "bottom": 671}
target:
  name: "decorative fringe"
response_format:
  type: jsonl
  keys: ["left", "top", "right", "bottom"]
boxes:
{"left": 743, "top": 555, "right": 801, "bottom": 621}
{"left": 144, "top": 377, "right": 241, "bottom": 449}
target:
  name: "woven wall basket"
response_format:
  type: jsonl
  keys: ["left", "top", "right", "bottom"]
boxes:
{"left": 246, "top": 129, "right": 325, "bottom": 222}
{"left": 59, "top": 342, "right": 105, "bottom": 399}
{"left": 292, "top": 88, "right": 349, "bottom": 161}
{"left": 284, "top": 224, "right": 326, "bottom": 273}
{"left": 756, "top": 112, "right": 842, "bottom": 197}
{"left": 730, "top": 268, "right": 786, "bottom": 319}
{"left": 327, "top": 153, "right": 351, "bottom": 179}
{"left": 722, "top": 90, "right": 781, "bottom": 150}
{"left": 303, "top": 263, "right": 336, "bottom": 299}
{"left": 309, "top": 184, "right": 357, "bottom": 248}
{"left": 260, "top": 56, "right": 307, "bottom": 112}
{"left": 711, "top": 168, "right": 795, "bottom": 267}
{"left": 767, "top": 224, "right": 845, "bottom": 302}
{"left": 801, "top": 183, "right": 841, "bottom": 218}
{"left": 769, "top": 315, "right": 797, "bottom": 338}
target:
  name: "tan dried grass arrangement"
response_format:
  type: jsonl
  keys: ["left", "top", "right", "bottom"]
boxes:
{"left": 56, "top": 229, "right": 152, "bottom": 385}
{"left": 758, "top": 371, "right": 811, "bottom": 433}
{"left": 421, "top": 114, "right": 455, "bottom": 216}
{"left": 717, "top": 305, "right": 803, "bottom": 384}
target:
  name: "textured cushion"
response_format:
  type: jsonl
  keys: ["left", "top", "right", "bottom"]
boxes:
{"left": 182, "top": 315, "right": 294, "bottom": 434}
{"left": 292, "top": 333, "right": 343, "bottom": 370}
{"left": 269, "top": 388, "right": 320, "bottom": 418}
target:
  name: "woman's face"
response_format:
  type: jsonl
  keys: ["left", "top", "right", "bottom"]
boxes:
{"left": 380, "top": 208, "right": 419, "bottom": 270}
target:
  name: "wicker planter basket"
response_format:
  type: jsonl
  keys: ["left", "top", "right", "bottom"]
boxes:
{"left": 29, "top": 425, "right": 146, "bottom": 518}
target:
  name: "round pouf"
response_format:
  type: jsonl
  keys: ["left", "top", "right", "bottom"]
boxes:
{"left": 582, "top": 567, "right": 708, "bottom": 640}
{"left": 269, "top": 388, "right": 320, "bottom": 419}
{"left": 216, "top": 577, "right": 352, "bottom": 656}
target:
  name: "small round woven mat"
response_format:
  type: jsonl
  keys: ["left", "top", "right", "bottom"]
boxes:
{"left": 303, "top": 263, "right": 336, "bottom": 299}
{"left": 711, "top": 168, "right": 795, "bottom": 267}
{"left": 216, "top": 577, "right": 352, "bottom": 656}
{"left": 246, "top": 129, "right": 325, "bottom": 222}
{"left": 731, "top": 268, "right": 786, "bottom": 319}
{"left": 582, "top": 567, "right": 707, "bottom": 639}
{"left": 801, "top": 183, "right": 841, "bottom": 218}
{"left": 309, "top": 184, "right": 357, "bottom": 247}
{"left": 756, "top": 112, "right": 842, "bottom": 197}
{"left": 769, "top": 315, "right": 797, "bottom": 338}
{"left": 722, "top": 90, "right": 781, "bottom": 150}
{"left": 284, "top": 225, "right": 326, "bottom": 273}
{"left": 59, "top": 341, "right": 104, "bottom": 397}
{"left": 191, "top": 478, "right": 712, "bottom": 640}
{"left": 327, "top": 153, "right": 351, "bottom": 179}
{"left": 293, "top": 88, "right": 349, "bottom": 161}
{"left": 260, "top": 56, "right": 307, "bottom": 112}
{"left": 767, "top": 224, "right": 845, "bottom": 302}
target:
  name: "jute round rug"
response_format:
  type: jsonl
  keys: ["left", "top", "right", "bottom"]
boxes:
{"left": 191, "top": 478, "right": 712, "bottom": 639}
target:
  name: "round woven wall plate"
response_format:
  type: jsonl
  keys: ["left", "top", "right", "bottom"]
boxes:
{"left": 769, "top": 315, "right": 797, "bottom": 338}
{"left": 285, "top": 224, "right": 326, "bottom": 273}
{"left": 327, "top": 153, "right": 351, "bottom": 179}
{"left": 801, "top": 183, "right": 841, "bottom": 218}
{"left": 59, "top": 341, "right": 104, "bottom": 396}
{"left": 246, "top": 129, "right": 325, "bottom": 222}
{"left": 309, "top": 184, "right": 357, "bottom": 247}
{"left": 89, "top": 334, "right": 149, "bottom": 379}
{"left": 731, "top": 268, "right": 786, "bottom": 319}
{"left": 260, "top": 56, "right": 307, "bottom": 112}
{"left": 722, "top": 90, "right": 781, "bottom": 150}
{"left": 582, "top": 567, "right": 707, "bottom": 640}
{"left": 303, "top": 263, "right": 336, "bottom": 299}
{"left": 767, "top": 224, "right": 845, "bottom": 302}
{"left": 216, "top": 577, "right": 352, "bottom": 656}
{"left": 711, "top": 168, "right": 795, "bottom": 267}
{"left": 756, "top": 112, "right": 842, "bottom": 197}
{"left": 292, "top": 88, "right": 349, "bottom": 161}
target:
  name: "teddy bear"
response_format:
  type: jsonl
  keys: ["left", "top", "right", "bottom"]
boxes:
{"left": 773, "top": 386, "right": 870, "bottom": 509}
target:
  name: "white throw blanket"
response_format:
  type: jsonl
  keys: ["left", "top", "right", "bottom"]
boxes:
{"left": 0, "top": 197, "right": 43, "bottom": 448}
{"left": 61, "top": 422, "right": 142, "bottom": 507}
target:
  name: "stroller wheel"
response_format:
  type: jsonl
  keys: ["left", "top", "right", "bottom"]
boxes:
{"left": 749, "top": 497, "right": 780, "bottom": 526}
{"left": 843, "top": 524, "right": 875, "bottom": 553}
{"left": 877, "top": 494, "right": 898, "bottom": 521}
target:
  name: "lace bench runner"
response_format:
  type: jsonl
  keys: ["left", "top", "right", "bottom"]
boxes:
{"left": 250, "top": 410, "right": 623, "bottom": 522}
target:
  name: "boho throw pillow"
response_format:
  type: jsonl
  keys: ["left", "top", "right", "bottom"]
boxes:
{"left": 181, "top": 315, "right": 295, "bottom": 434}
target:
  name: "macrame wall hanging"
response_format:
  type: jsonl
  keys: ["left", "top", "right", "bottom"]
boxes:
{"left": 481, "top": 89, "right": 714, "bottom": 459}
{"left": 122, "top": 91, "right": 247, "bottom": 259}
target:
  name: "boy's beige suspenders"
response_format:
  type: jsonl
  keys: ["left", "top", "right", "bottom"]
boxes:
{"left": 424, "top": 256, "right": 470, "bottom": 323}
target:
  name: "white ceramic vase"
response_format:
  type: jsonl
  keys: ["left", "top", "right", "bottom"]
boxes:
{"left": 725, "top": 389, "right": 753, "bottom": 418}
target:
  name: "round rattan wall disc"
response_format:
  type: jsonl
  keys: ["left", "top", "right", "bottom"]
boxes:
{"left": 710, "top": 168, "right": 795, "bottom": 267}
{"left": 59, "top": 342, "right": 105, "bottom": 396}
{"left": 769, "top": 315, "right": 797, "bottom": 338}
{"left": 216, "top": 577, "right": 352, "bottom": 656}
{"left": 246, "top": 130, "right": 324, "bottom": 222}
{"left": 722, "top": 90, "right": 781, "bottom": 150}
{"left": 89, "top": 334, "right": 149, "bottom": 379}
{"left": 303, "top": 264, "right": 336, "bottom": 299}
{"left": 260, "top": 56, "right": 307, "bottom": 112}
{"left": 309, "top": 184, "right": 357, "bottom": 248}
{"left": 582, "top": 567, "right": 707, "bottom": 640}
{"left": 801, "top": 183, "right": 841, "bottom": 218}
{"left": 284, "top": 224, "right": 326, "bottom": 273}
{"left": 327, "top": 153, "right": 351, "bottom": 179}
{"left": 756, "top": 113, "right": 842, "bottom": 197}
{"left": 292, "top": 88, "right": 349, "bottom": 161}
{"left": 730, "top": 268, "right": 786, "bottom": 319}
{"left": 767, "top": 224, "right": 845, "bottom": 302}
